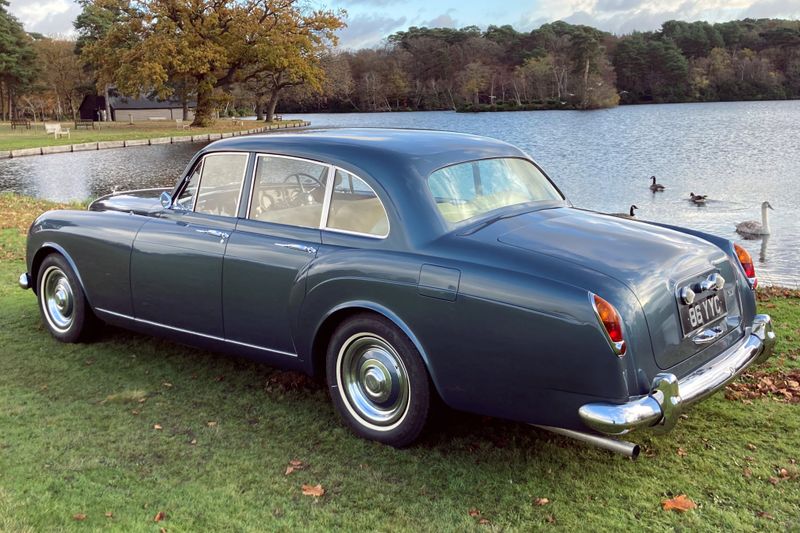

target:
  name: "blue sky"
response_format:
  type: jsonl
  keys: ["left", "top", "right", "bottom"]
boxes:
{"left": 9, "top": 0, "right": 800, "bottom": 48}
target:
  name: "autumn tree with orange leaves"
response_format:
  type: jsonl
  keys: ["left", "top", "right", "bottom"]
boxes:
{"left": 81, "top": 0, "right": 343, "bottom": 126}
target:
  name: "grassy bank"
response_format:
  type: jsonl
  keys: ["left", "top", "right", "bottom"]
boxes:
{"left": 0, "top": 120, "right": 305, "bottom": 151}
{"left": 0, "top": 194, "right": 798, "bottom": 531}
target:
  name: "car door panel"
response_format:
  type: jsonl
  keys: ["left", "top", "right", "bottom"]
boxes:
{"left": 222, "top": 220, "right": 321, "bottom": 355}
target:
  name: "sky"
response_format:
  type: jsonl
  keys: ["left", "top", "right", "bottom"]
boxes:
{"left": 8, "top": 0, "right": 800, "bottom": 49}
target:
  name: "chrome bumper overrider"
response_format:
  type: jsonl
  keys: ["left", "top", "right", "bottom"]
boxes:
{"left": 579, "top": 314, "right": 776, "bottom": 436}
{"left": 19, "top": 272, "right": 31, "bottom": 290}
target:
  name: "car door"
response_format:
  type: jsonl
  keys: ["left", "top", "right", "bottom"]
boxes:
{"left": 130, "top": 152, "right": 250, "bottom": 337}
{"left": 222, "top": 154, "right": 331, "bottom": 355}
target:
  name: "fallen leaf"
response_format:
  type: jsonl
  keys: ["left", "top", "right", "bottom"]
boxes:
{"left": 677, "top": 447, "right": 688, "bottom": 457}
{"left": 131, "top": 409, "right": 140, "bottom": 416}
{"left": 301, "top": 484, "right": 325, "bottom": 497}
{"left": 73, "top": 513, "right": 87, "bottom": 521}
{"left": 768, "top": 477, "right": 780, "bottom": 485}
{"left": 105, "top": 512, "right": 113, "bottom": 518}
{"left": 746, "top": 443, "right": 757, "bottom": 451}
{"left": 778, "top": 468, "right": 790, "bottom": 479}
{"left": 214, "top": 375, "right": 225, "bottom": 382}
{"left": 661, "top": 494, "right": 697, "bottom": 512}
{"left": 206, "top": 421, "right": 217, "bottom": 427}
{"left": 153, "top": 424, "right": 163, "bottom": 430}
{"left": 160, "top": 529, "right": 167, "bottom": 533}
{"left": 154, "top": 511, "right": 166, "bottom": 522}
{"left": 546, "top": 514, "right": 556, "bottom": 524}
{"left": 743, "top": 467, "right": 753, "bottom": 478}
{"left": 534, "top": 497, "right": 550, "bottom": 506}
{"left": 478, "top": 518, "right": 490, "bottom": 525}
{"left": 138, "top": 397, "right": 147, "bottom": 404}
{"left": 757, "top": 511, "right": 774, "bottom": 520}
{"left": 162, "top": 382, "right": 173, "bottom": 388}
{"left": 190, "top": 439, "right": 197, "bottom": 445}
{"left": 468, "top": 508, "right": 481, "bottom": 517}
{"left": 285, "top": 460, "right": 305, "bottom": 475}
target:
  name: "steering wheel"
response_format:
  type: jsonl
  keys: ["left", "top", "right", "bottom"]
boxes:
{"left": 283, "top": 172, "right": 324, "bottom": 193}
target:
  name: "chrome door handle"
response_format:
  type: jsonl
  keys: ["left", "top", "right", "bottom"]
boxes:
{"left": 195, "top": 229, "right": 230, "bottom": 239}
{"left": 692, "top": 325, "right": 725, "bottom": 345}
{"left": 274, "top": 242, "right": 317, "bottom": 254}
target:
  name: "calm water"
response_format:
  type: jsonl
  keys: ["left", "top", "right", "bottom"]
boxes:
{"left": 1, "top": 101, "right": 798, "bottom": 286}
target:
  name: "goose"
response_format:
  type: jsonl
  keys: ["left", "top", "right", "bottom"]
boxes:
{"left": 736, "top": 201, "right": 774, "bottom": 236}
{"left": 689, "top": 192, "right": 707, "bottom": 205}
{"left": 649, "top": 176, "right": 665, "bottom": 192}
{"left": 611, "top": 204, "right": 638, "bottom": 218}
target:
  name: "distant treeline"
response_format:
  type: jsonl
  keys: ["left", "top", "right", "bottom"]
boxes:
{"left": 280, "top": 19, "right": 800, "bottom": 113}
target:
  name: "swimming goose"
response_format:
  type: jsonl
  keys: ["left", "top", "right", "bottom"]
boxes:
{"left": 689, "top": 192, "right": 707, "bottom": 205}
{"left": 611, "top": 205, "right": 638, "bottom": 218}
{"left": 649, "top": 176, "right": 665, "bottom": 192}
{"left": 736, "top": 201, "right": 774, "bottom": 236}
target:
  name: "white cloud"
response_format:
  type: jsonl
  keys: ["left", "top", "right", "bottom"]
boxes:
{"left": 8, "top": 0, "right": 80, "bottom": 36}
{"left": 336, "top": 13, "right": 407, "bottom": 49}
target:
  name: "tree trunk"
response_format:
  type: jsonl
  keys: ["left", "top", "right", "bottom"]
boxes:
{"left": 191, "top": 78, "right": 215, "bottom": 127}
{"left": 265, "top": 89, "right": 281, "bottom": 122}
{"left": 255, "top": 100, "right": 264, "bottom": 121}
{"left": 104, "top": 84, "right": 112, "bottom": 122}
{"left": 182, "top": 98, "right": 189, "bottom": 121}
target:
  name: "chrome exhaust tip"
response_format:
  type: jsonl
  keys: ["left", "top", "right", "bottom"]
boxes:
{"left": 533, "top": 425, "right": 640, "bottom": 459}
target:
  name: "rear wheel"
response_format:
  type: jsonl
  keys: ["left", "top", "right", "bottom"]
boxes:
{"left": 326, "top": 313, "right": 431, "bottom": 447}
{"left": 37, "top": 254, "right": 97, "bottom": 343}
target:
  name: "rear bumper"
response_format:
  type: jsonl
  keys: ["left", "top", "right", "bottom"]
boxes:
{"left": 19, "top": 272, "right": 31, "bottom": 290}
{"left": 579, "top": 314, "right": 776, "bottom": 436}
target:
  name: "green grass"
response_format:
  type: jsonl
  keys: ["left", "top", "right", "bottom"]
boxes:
{"left": 0, "top": 196, "right": 798, "bottom": 531}
{"left": 0, "top": 120, "right": 304, "bottom": 151}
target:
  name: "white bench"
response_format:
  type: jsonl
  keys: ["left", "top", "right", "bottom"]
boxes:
{"left": 44, "top": 123, "right": 70, "bottom": 139}
{"left": 176, "top": 119, "right": 190, "bottom": 130}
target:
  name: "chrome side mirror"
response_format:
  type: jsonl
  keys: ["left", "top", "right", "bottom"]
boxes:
{"left": 160, "top": 191, "right": 172, "bottom": 208}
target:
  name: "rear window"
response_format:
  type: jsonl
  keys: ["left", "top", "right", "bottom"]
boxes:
{"left": 428, "top": 158, "right": 562, "bottom": 224}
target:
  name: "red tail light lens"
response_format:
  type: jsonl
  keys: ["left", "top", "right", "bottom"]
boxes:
{"left": 734, "top": 243, "right": 757, "bottom": 287}
{"left": 591, "top": 293, "right": 626, "bottom": 356}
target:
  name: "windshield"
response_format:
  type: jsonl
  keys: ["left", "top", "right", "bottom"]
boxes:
{"left": 427, "top": 158, "right": 562, "bottom": 224}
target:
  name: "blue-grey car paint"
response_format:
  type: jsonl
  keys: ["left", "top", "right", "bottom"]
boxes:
{"left": 24, "top": 128, "right": 759, "bottom": 432}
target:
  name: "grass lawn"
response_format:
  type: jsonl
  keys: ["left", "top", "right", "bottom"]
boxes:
{"left": 0, "top": 194, "right": 798, "bottom": 531}
{"left": 0, "top": 120, "right": 305, "bottom": 151}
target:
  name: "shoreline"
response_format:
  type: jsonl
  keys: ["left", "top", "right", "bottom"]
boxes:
{"left": 0, "top": 121, "right": 310, "bottom": 159}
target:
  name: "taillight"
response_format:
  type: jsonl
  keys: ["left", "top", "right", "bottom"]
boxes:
{"left": 590, "top": 293, "right": 626, "bottom": 356}
{"left": 734, "top": 243, "right": 757, "bottom": 288}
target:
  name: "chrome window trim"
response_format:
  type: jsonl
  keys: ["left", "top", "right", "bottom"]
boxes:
{"left": 319, "top": 164, "right": 336, "bottom": 229}
{"left": 191, "top": 152, "right": 250, "bottom": 216}
{"left": 246, "top": 153, "right": 333, "bottom": 228}
{"left": 94, "top": 307, "right": 298, "bottom": 358}
{"left": 323, "top": 166, "right": 390, "bottom": 240}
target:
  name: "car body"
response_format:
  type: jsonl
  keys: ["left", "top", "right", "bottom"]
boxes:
{"left": 20, "top": 128, "right": 775, "bottom": 450}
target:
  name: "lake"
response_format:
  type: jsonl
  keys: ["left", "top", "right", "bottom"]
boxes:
{"left": 1, "top": 101, "right": 797, "bottom": 286}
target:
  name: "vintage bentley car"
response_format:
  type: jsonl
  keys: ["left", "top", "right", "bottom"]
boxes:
{"left": 20, "top": 129, "right": 775, "bottom": 455}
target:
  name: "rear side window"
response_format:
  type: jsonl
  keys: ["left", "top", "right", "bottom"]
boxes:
{"left": 326, "top": 170, "right": 389, "bottom": 237}
{"left": 248, "top": 155, "right": 330, "bottom": 228}
{"left": 192, "top": 153, "right": 249, "bottom": 217}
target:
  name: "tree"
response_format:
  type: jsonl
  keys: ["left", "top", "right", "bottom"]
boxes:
{"left": 82, "top": 0, "right": 343, "bottom": 126}
{"left": 33, "top": 38, "right": 92, "bottom": 120}
{"left": 0, "top": 0, "right": 38, "bottom": 119}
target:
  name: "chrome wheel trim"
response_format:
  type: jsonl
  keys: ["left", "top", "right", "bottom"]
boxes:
{"left": 40, "top": 265, "right": 75, "bottom": 333}
{"left": 336, "top": 333, "right": 411, "bottom": 432}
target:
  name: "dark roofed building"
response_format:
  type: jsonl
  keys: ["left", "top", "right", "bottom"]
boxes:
{"left": 109, "top": 96, "right": 196, "bottom": 122}
{"left": 79, "top": 95, "right": 107, "bottom": 121}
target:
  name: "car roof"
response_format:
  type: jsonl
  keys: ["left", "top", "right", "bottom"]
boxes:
{"left": 201, "top": 128, "right": 528, "bottom": 178}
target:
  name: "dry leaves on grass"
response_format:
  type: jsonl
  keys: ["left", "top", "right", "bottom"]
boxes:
{"left": 73, "top": 513, "right": 87, "bottom": 521}
{"left": 534, "top": 497, "right": 550, "bottom": 506}
{"left": 301, "top": 484, "right": 325, "bottom": 497}
{"left": 677, "top": 447, "right": 688, "bottom": 457}
{"left": 105, "top": 512, "right": 113, "bottom": 518}
{"left": 154, "top": 511, "right": 166, "bottom": 522}
{"left": 153, "top": 424, "right": 163, "bottom": 430}
{"left": 726, "top": 370, "right": 800, "bottom": 403}
{"left": 468, "top": 509, "right": 490, "bottom": 525}
{"left": 661, "top": 494, "right": 697, "bottom": 513}
{"left": 266, "top": 371, "right": 319, "bottom": 392}
{"left": 285, "top": 460, "right": 304, "bottom": 475}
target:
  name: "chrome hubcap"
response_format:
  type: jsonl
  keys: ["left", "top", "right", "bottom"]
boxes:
{"left": 338, "top": 334, "right": 410, "bottom": 429}
{"left": 42, "top": 266, "right": 74, "bottom": 332}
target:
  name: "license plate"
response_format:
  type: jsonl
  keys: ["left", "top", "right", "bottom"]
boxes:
{"left": 679, "top": 293, "right": 727, "bottom": 336}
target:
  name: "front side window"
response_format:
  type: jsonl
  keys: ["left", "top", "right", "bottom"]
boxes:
{"left": 326, "top": 170, "right": 389, "bottom": 237}
{"left": 190, "top": 153, "right": 249, "bottom": 217}
{"left": 248, "top": 155, "right": 329, "bottom": 228}
{"left": 428, "top": 158, "right": 562, "bottom": 224}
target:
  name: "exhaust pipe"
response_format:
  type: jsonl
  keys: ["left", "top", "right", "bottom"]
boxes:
{"left": 533, "top": 425, "right": 640, "bottom": 459}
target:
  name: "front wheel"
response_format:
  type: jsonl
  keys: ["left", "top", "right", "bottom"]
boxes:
{"left": 36, "top": 254, "right": 97, "bottom": 343}
{"left": 326, "top": 313, "right": 431, "bottom": 447}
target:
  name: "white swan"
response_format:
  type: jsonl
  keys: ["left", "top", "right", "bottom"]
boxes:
{"left": 736, "top": 201, "right": 774, "bottom": 236}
